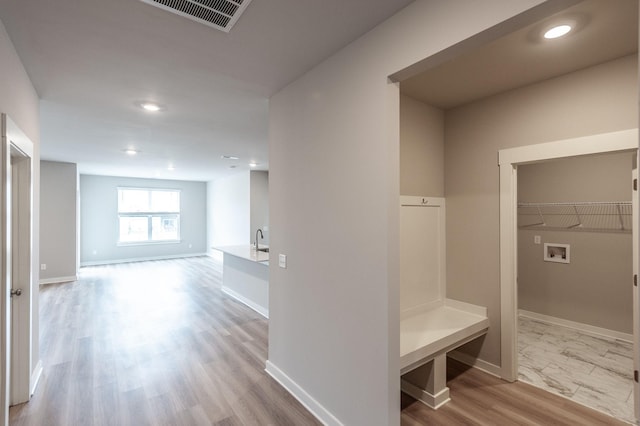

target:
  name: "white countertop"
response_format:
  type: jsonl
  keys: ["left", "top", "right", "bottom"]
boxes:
{"left": 213, "top": 245, "right": 269, "bottom": 263}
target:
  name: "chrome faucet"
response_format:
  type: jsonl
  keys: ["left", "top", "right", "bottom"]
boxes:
{"left": 255, "top": 228, "right": 263, "bottom": 250}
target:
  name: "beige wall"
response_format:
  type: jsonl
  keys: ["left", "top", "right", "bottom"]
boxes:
{"left": 0, "top": 18, "right": 41, "bottom": 392}
{"left": 269, "top": 1, "right": 553, "bottom": 424}
{"left": 444, "top": 54, "right": 638, "bottom": 364}
{"left": 400, "top": 94, "right": 444, "bottom": 197}
{"left": 517, "top": 153, "right": 634, "bottom": 333}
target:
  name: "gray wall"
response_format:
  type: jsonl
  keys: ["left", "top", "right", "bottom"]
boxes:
{"left": 207, "top": 170, "right": 269, "bottom": 252}
{"left": 207, "top": 172, "right": 250, "bottom": 250}
{"left": 517, "top": 153, "right": 633, "bottom": 333}
{"left": 40, "top": 161, "right": 78, "bottom": 281}
{"left": 444, "top": 54, "right": 637, "bottom": 363}
{"left": 80, "top": 175, "right": 207, "bottom": 265}
{"left": 250, "top": 170, "right": 269, "bottom": 245}
{"left": 400, "top": 94, "right": 444, "bottom": 197}
{"left": 268, "top": 1, "right": 549, "bottom": 424}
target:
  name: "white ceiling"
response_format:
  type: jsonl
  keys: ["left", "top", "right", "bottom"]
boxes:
{"left": 401, "top": 0, "right": 638, "bottom": 109}
{"left": 0, "top": 0, "right": 414, "bottom": 181}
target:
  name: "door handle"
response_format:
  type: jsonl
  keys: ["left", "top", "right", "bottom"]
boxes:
{"left": 10, "top": 289, "right": 22, "bottom": 297}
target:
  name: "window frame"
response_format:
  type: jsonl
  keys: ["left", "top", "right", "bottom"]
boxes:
{"left": 117, "top": 187, "right": 181, "bottom": 245}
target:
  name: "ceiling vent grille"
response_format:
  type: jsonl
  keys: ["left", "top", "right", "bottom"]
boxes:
{"left": 140, "top": 0, "right": 252, "bottom": 32}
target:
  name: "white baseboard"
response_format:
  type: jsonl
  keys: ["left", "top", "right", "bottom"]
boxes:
{"left": 80, "top": 253, "right": 207, "bottom": 267}
{"left": 265, "top": 361, "right": 343, "bottom": 426}
{"left": 519, "top": 309, "right": 633, "bottom": 343}
{"left": 221, "top": 286, "right": 269, "bottom": 319}
{"left": 30, "top": 359, "right": 43, "bottom": 396}
{"left": 447, "top": 350, "right": 502, "bottom": 378}
{"left": 400, "top": 378, "right": 450, "bottom": 409}
{"left": 39, "top": 275, "right": 77, "bottom": 285}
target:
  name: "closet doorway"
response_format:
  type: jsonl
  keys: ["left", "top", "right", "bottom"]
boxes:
{"left": 498, "top": 130, "right": 638, "bottom": 423}
{"left": 517, "top": 151, "right": 634, "bottom": 422}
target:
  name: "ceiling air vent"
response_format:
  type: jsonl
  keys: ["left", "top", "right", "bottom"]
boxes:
{"left": 140, "top": 0, "right": 253, "bottom": 32}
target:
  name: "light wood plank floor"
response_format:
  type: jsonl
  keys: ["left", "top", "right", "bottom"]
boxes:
{"left": 402, "top": 358, "right": 629, "bottom": 425}
{"left": 9, "top": 257, "right": 631, "bottom": 425}
{"left": 10, "top": 257, "right": 320, "bottom": 426}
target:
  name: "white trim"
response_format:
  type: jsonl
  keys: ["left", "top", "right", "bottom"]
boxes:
{"left": 29, "top": 360, "right": 42, "bottom": 396}
{"left": 39, "top": 276, "right": 77, "bottom": 285}
{"left": 499, "top": 129, "right": 639, "bottom": 382}
{"left": 499, "top": 129, "right": 637, "bottom": 165}
{"left": 445, "top": 298, "right": 487, "bottom": 317}
{"left": 2, "top": 114, "right": 35, "bottom": 416}
{"left": 499, "top": 162, "right": 518, "bottom": 381}
{"left": 400, "top": 299, "right": 443, "bottom": 321}
{"left": 400, "top": 196, "right": 446, "bottom": 320}
{"left": 221, "top": 286, "right": 268, "bottom": 319}
{"left": 447, "top": 351, "right": 502, "bottom": 378}
{"left": 400, "top": 378, "right": 450, "bottom": 409}
{"left": 519, "top": 309, "right": 633, "bottom": 343}
{"left": 80, "top": 252, "right": 207, "bottom": 267}
{"left": 265, "top": 361, "right": 343, "bottom": 426}
{"left": 400, "top": 196, "right": 444, "bottom": 207}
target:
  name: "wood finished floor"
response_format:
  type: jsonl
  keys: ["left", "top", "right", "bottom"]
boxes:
{"left": 9, "top": 256, "right": 631, "bottom": 425}
{"left": 10, "top": 257, "right": 320, "bottom": 426}
{"left": 401, "top": 358, "right": 629, "bottom": 426}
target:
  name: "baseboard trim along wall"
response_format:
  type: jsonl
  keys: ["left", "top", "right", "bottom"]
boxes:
{"left": 80, "top": 253, "right": 208, "bottom": 267}
{"left": 221, "top": 286, "right": 269, "bottom": 319}
{"left": 447, "top": 350, "right": 502, "bottom": 378}
{"left": 39, "top": 275, "right": 77, "bottom": 285}
{"left": 265, "top": 361, "right": 343, "bottom": 426}
{"left": 519, "top": 309, "right": 633, "bottom": 343}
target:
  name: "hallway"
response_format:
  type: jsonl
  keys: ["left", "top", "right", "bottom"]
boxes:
{"left": 9, "top": 257, "right": 319, "bottom": 425}
{"left": 9, "top": 256, "right": 631, "bottom": 425}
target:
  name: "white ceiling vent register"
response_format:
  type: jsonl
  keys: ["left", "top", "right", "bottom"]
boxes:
{"left": 140, "top": 0, "right": 253, "bottom": 32}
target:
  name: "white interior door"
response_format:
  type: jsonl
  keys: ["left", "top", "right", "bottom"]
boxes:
{"left": 10, "top": 148, "right": 31, "bottom": 405}
{"left": 0, "top": 114, "right": 34, "bottom": 424}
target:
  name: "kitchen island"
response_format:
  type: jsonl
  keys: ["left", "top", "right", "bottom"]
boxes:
{"left": 213, "top": 245, "right": 269, "bottom": 318}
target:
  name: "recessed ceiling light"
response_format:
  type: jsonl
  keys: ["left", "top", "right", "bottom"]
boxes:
{"left": 136, "top": 101, "right": 165, "bottom": 112}
{"left": 124, "top": 149, "right": 139, "bottom": 155}
{"left": 221, "top": 155, "right": 239, "bottom": 160}
{"left": 249, "top": 162, "right": 258, "bottom": 168}
{"left": 229, "top": 165, "right": 237, "bottom": 169}
{"left": 544, "top": 24, "right": 572, "bottom": 39}
{"left": 167, "top": 165, "right": 175, "bottom": 171}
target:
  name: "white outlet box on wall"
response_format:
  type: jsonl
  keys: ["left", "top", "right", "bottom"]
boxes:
{"left": 544, "top": 243, "right": 570, "bottom": 264}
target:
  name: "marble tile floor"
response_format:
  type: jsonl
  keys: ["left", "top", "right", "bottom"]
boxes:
{"left": 518, "top": 315, "right": 635, "bottom": 424}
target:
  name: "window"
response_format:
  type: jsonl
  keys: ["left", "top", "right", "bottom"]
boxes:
{"left": 118, "top": 188, "right": 180, "bottom": 244}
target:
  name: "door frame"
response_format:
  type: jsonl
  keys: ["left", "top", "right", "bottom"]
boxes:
{"left": 498, "top": 128, "right": 638, "bottom": 382}
{"left": 1, "top": 114, "right": 34, "bottom": 424}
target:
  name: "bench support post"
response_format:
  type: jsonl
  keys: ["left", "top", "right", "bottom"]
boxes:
{"left": 401, "top": 353, "right": 450, "bottom": 409}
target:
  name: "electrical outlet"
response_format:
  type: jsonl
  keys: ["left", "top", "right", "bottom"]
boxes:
{"left": 278, "top": 254, "right": 287, "bottom": 269}
{"left": 534, "top": 235, "right": 541, "bottom": 245}
{"left": 40, "top": 264, "right": 46, "bottom": 271}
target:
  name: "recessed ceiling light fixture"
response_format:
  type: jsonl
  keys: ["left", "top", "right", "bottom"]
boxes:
{"left": 167, "top": 165, "right": 175, "bottom": 171}
{"left": 124, "top": 149, "right": 139, "bottom": 155}
{"left": 249, "top": 162, "right": 258, "bottom": 168}
{"left": 221, "top": 155, "right": 239, "bottom": 160}
{"left": 544, "top": 24, "right": 572, "bottom": 39}
{"left": 136, "top": 101, "right": 165, "bottom": 112}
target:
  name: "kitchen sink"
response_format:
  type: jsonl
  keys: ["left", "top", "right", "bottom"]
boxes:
{"left": 257, "top": 247, "right": 269, "bottom": 253}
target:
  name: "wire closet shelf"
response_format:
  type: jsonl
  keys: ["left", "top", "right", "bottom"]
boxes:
{"left": 517, "top": 201, "right": 632, "bottom": 233}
